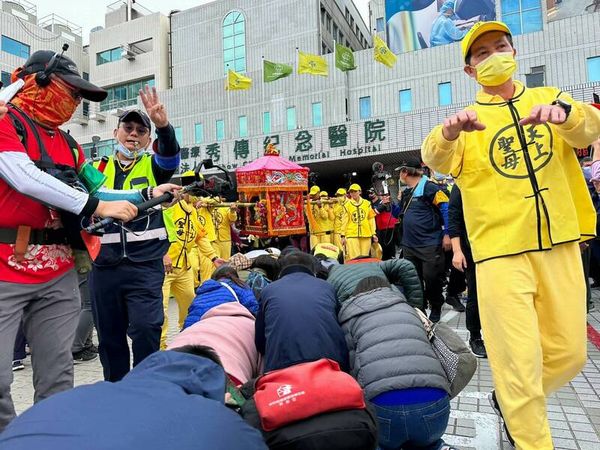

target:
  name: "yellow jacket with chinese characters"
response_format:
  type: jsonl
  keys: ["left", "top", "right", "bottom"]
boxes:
{"left": 163, "top": 200, "right": 217, "bottom": 269}
{"left": 333, "top": 199, "right": 348, "bottom": 235}
{"left": 193, "top": 197, "right": 217, "bottom": 243}
{"left": 212, "top": 206, "right": 238, "bottom": 242}
{"left": 305, "top": 202, "right": 332, "bottom": 234}
{"left": 342, "top": 198, "right": 376, "bottom": 238}
{"left": 422, "top": 81, "right": 599, "bottom": 262}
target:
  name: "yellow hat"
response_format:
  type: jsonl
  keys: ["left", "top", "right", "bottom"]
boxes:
{"left": 348, "top": 183, "right": 361, "bottom": 192}
{"left": 313, "top": 243, "right": 341, "bottom": 260}
{"left": 309, "top": 186, "right": 320, "bottom": 196}
{"left": 461, "top": 21, "right": 512, "bottom": 62}
{"left": 320, "top": 191, "right": 329, "bottom": 197}
{"left": 181, "top": 170, "right": 195, "bottom": 177}
{"left": 335, "top": 188, "right": 347, "bottom": 196}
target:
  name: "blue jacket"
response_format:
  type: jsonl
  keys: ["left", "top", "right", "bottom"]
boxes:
{"left": 255, "top": 265, "right": 349, "bottom": 372}
{"left": 184, "top": 279, "right": 258, "bottom": 329}
{"left": 0, "top": 352, "right": 267, "bottom": 450}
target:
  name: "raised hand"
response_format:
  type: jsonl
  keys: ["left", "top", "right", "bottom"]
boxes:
{"left": 139, "top": 85, "right": 168, "bottom": 128}
{"left": 442, "top": 109, "right": 486, "bottom": 141}
{"left": 519, "top": 105, "right": 567, "bottom": 126}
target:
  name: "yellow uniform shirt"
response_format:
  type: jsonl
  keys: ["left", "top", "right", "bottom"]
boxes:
{"left": 422, "top": 81, "right": 599, "bottom": 262}
{"left": 212, "top": 206, "right": 238, "bottom": 242}
{"left": 342, "top": 198, "right": 376, "bottom": 238}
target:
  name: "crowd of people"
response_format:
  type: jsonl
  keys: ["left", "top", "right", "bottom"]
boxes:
{"left": 0, "top": 18, "right": 600, "bottom": 450}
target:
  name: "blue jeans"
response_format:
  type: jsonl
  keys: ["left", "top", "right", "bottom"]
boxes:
{"left": 372, "top": 396, "right": 450, "bottom": 450}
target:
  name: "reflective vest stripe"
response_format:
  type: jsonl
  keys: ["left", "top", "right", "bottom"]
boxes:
{"left": 100, "top": 228, "right": 168, "bottom": 244}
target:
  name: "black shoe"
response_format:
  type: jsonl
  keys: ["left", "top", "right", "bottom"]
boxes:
{"left": 489, "top": 390, "right": 515, "bottom": 447}
{"left": 12, "top": 360, "right": 24, "bottom": 371}
{"left": 445, "top": 295, "right": 465, "bottom": 312}
{"left": 469, "top": 338, "right": 487, "bottom": 358}
{"left": 429, "top": 307, "right": 442, "bottom": 323}
{"left": 73, "top": 348, "right": 98, "bottom": 363}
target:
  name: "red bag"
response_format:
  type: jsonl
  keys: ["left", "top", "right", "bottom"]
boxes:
{"left": 253, "top": 358, "right": 366, "bottom": 432}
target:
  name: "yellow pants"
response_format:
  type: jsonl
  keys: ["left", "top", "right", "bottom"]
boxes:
{"left": 309, "top": 233, "right": 331, "bottom": 250}
{"left": 345, "top": 237, "right": 372, "bottom": 260}
{"left": 160, "top": 267, "right": 195, "bottom": 349}
{"left": 211, "top": 241, "right": 221, "bottom": 259}
{"left": 214, "top": 240, "right": 232, "bottom": 259}
{"left": 199, "top": 253, "right": 215, "bottom": 283}
{"left": 189, "top": 247, "right": 200, "bottom": 288}
{"left": 476, "top": 242, "right": 587, "bottom": 450}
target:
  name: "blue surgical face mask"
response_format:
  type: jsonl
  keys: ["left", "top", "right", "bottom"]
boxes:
{"left": 115, "top": 140, "right": 144, "bottom": 159}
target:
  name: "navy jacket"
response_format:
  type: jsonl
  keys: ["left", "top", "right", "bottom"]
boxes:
{"left": 255, "top": 265, "right": 349, "bottom": 372}
{"left": 0, "top": 352, "right": 267, "bottom": 450}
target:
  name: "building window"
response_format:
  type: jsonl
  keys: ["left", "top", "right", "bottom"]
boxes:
{"left": 216, "top": 119, "right": 225, "bottom": 141}
{"left": 263, "top": 111, "right": 271, "bottom": 134}
{"left": 239, "top": 115, "right": 248, "bottom": 137}
{"left": 501, "top": 0, "right": 542, "bottom": 36}
{"left": 100, "top": 77, "right": 155, "bottom": 111}
{"left": 96, "top": 47, "right": 122, "bottom": 65}
{"left": 359, "top": 96, "right": 371, "bottom": 120}
{"left": 376, "top": 17, "right": 384, "bottom": 33}
{"left": 174, "top": 127, "right": 183, "bottom": 144}
{"left": 82, "top": 101, "right": 89, "bottom": 117}
{"left": 1, "top": 70, "right": 11, "bottom": 87}
{"left": 438, "top": 82, "right": 452, "bottom": 106}
{"left": 194, "top": 123, "right": 204, "bottom": 143}
{"left": 82, "top": 139, "right": 116, "bottom": 159}
{"left": 525, "top": 65, "right": 545, "bottom": 88}
{"left": 286, "top": 107, "right": 296, "bottom": 131}
{"left": 223, "top": 11, "right": 246, "bottom": 74}
{"left": 312, "top": 102, "right": 323, "bottom": 127}
{"left": 399, "top": 89, "right": 412, "bottom": 113}
{"left": 1, "top": 35, "right": 30, "bottom": 59}
{"left": 588, "top": 56, "right": 600, "bottom": 82}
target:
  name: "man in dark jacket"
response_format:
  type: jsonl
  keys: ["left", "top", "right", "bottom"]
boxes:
{"left": 255, "top": 252, "right": 349, "bottom": 372}
{"left": 328, "top": 258, "right": 423, "bottom": 309}
{"left": 0, "top": 346, "right": 267, "bottom": 450}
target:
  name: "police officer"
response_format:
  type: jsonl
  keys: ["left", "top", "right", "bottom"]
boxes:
{"left": 90, "top": 86, "right": 182, "bottom": 382}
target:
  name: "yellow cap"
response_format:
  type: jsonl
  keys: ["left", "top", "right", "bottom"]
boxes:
{"left": 335, "top": 188, "right": 347, "bottom": 196}
{"left": 181, "top": 170, "right": 195, "bottom": 177}
{"left": 309, "top": 186, "right": 320, "bottom": 196}
{"left": 320, "top": 191, "right": 328, "bottom": 197}
{"left": 461, "top": 21, "right": 512, "bottom": 62}
{"left": 348, "top": 183, "right": 361, "bottom": 192}
{"left": 313, "top": 243, "right": 341, "bottom": 260}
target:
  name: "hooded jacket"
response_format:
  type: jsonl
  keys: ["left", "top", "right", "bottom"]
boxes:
{"left": 338, "top": 287, "right": 449, "bottom": 400}
{"left": 169, "top": 302, "right": 261, "bottom": 384}
{"left": 422, "top": 82, "right": 600, "bottom": 262}
{"left": 183, "top": 278, "right": 258, "bottom": 329}
{"left": 328, "top": 259, "right": 423, "bottom": 308}
{"left": 0, "top": 351, "right": 267, "bottom": 450}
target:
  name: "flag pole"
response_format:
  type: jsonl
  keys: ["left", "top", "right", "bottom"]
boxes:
{"left": 226, "top": 63, "right": 232, "bottom": 140}
{"left": 261, "top": 55, "right": 265, "bottom": 128}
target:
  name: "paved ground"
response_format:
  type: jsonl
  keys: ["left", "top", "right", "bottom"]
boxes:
{"left": 10, "top": 291, "right": 600, "bottom": 449}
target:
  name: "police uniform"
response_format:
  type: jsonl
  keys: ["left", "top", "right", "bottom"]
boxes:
{"left": 90, "top": 113, "right": 181, "bottom": 382}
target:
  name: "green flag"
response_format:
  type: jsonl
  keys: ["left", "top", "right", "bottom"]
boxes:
{"left": 263, "top": 59, "right": 293, "bottom": 82}
{"left": 335, "top": 43, "right": 356, "bottom": 71}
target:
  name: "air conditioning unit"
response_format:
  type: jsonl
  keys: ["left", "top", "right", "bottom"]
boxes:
{"left": 121, "top": 46, "right": 136, "bottom": 61}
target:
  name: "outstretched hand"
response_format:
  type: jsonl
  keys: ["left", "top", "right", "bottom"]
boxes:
{"left": 519, "top": 105, "right": 567, "bottom": 126}
{"left": 442, "top": 110, "right": 486, "bottom": 141}
{"left": 139, "top": 85, "right": 168, "bottom": 128}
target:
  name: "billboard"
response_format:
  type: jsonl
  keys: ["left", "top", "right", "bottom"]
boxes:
{"left": 385, "top": 0, "right": 497, "bottom": 54}
{"left": 547, "top": 0, "right": 599, "bottom": 22}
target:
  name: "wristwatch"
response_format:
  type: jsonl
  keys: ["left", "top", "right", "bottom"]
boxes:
{"left": 551, "top": 99, "right": 572, "bottom": 120}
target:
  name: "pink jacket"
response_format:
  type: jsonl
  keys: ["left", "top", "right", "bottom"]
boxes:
{"left": 168, "top": 302, "right": 261, "bottom": 384}
{"left": 591, "top": 160, "right": 600, "bottom": 182}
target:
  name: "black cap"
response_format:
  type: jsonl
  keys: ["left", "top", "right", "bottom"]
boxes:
{"left": 395, "top": 156, "right": 423, "bottom": 171}
{"left": 19, "top": 50, "right": 107, "bottom": 102}
{"left": 118, "top": 109, "right": 151, "bottom": 129}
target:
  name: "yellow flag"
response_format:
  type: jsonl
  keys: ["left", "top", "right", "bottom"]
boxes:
{"left": 226, "top": 69, "right": 252, "bottom": 90}
{"left": 298, "top": 51, "right": 328, "bottom": 77}
{"left": 373, "top": 35, "right": 397, "bottom": 68}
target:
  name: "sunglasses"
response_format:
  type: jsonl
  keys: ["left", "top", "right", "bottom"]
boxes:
{"left": 120, "top": 123, "right": 150, "bottom": 135}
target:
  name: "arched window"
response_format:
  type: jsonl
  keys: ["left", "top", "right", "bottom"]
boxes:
{"left": 223, "top": 11, "right": 246, "bottom": 74}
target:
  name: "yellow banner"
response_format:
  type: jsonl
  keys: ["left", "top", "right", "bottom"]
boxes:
{"left": 298, "top": 51, "right": 328, "bottom": 77}
{"left": 226, "top": 69, "right": 252, "bottom": 90}
{"left": 374, "top": 35, "right": 397, "bottom": 69}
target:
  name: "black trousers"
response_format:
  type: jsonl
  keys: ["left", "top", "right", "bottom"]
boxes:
{"left": 90, "top": 259, "right": 165, "bottom": 382}
{"left": 464, "top": 258, "right": 482, "bottom": 340}
{"left": 377, "top": 228, "right": 397, "bottom": 260}
{"left": 402, "top": 245, "right": 445, "bottom": 310}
